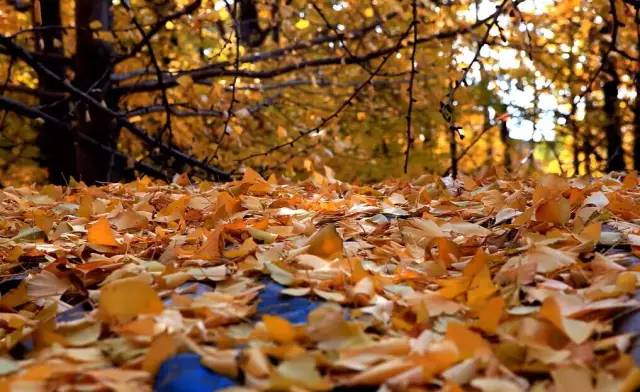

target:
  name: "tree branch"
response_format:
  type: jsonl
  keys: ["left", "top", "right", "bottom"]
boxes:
{"left": 0, "top": 34, "right": 230, "bottom": 181}
{"left": 0, "top": 96, "right": 167, "bottom": 179}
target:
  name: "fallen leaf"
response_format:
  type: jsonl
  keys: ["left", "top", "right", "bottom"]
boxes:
{"left": 99, "top": 276, "right": 163, "bottom": 322}
{"left": 88, "top": 217, "right": 119, "bottom": 247}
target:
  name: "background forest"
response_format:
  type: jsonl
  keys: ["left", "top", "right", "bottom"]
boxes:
{"left": 0, "top": 0, "right": 638, "bottom": 185}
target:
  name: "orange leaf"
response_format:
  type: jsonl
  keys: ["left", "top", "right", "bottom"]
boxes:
{"left": 263, "top": 315, "right": 296, "bottom": 344}
{"left": 198, "top": 228, "right": 222, "bottom": 260}
{"left": 99, "top": 276, "right": 163, "bottom": 322}
{"left": 437, "top": 277, "right": 470, "bottom": 299}
{"left": 536, "top": 197, "right": 570, "bottom": 225}
{"left": 445, "top": 323, "right": 490, "bottom": 360}
{"left": 436, "top": 238, "right": 460, "bottom": 264}
{"left": 477, "top": 296, "right": 504, "bottom": 333}
{"left": 142, "top": 333, "right": 178, "bottom": 376}
{"left": 580, "top": 222, "right": 601, "bottom": 243}
{"left": 307, "top": 224, "right": 343, "bottom": 259}
{"left": 623, "top": 171, "right": 638, "bottom": 190}
{"left": 539, "top": 296, "right": 593, "bottom": 344}
{"left": 88, "top": 217, "right": 119, "bottom": 247}
{"left": 467, "top": 265, "right": 496, "bottom": 308}
{"left": 463, "top": 249, "right": 490, "bottom": 277}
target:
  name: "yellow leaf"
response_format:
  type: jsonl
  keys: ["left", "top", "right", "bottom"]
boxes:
{"left": 89, "top": 20, "right": 103, "bottom": 30}
{"left": 0, "top": 282, "right": 28, "bottom": 309}
{"left": 430, "top": 238, "right": 459, "bottom": 265}
{"left": 248, "top": 227, "right": 278, "bottom": 243}
{"left": 223, "top": 237, "right": 257, "bottom": 259}
{"left": 111, "top": 210, "right": 148, "bottom": 231}
{"left": 580, "top": 222, "right": 601, "bottom": 243}
{"left": 295, "top": 19, "right": 310, "bottom": 29}
{"left": 446, "top": 323, "right": 490, "bottom": 360}
{"left": 345, "top": 358, "right": 413, "bottom": 386}
{"left": 78, "top": 195, "right": 94, "bottom": 218}
{"left": 88, "top": 217, "right": 119, "bottom": 246}
{"left": 463, "top": 249, "right": 490, "bottom": 277}
{"left": 623, "top": 171, "right": 638, "bottom": 190}
{"left": 616, "top": 271, "right": 637, "bottom": 293}
{"left": 33, "top": 210, "right": 54, "bottom": 233}
{"left": 476, "top": 296, "right": 504, "bottom": 333}
{"left": 307, "top": 224, "right": 343, "bottom": 259}
{"left": 364, "top": 7, "right": 374, "bottom": 18}
{"left": 539, "top": 296, "right": 593, "bottom": 344}
{"left": 467, "top": 265, "right": 496, "bottom": 308}
{"left": 437, "top": 277, "right": 470, "bottom": 299}
{"left": 176, "top": 75, "right": 193, "bottom": 89}
{"left": 273, "top": 353, "right": 332, "bottom": 391}
{"left": 99, "top": 276, "right": 163, "bottom": 322}
{"left": 536, "top": 197, "right": 570, "bottom": 225}
{"left": 198, "top": 228, "right": 222, "bottom": 260}
{"left": 158, "top": 195, "right": 191, "bottom": 217}
{"left": 242, "top": 167, "right": 267, "bottom": 184}
{"left": 263, "top": 315, "right": 296, "bottom": 344}
{"left": 276, "top": 125, "right": 288, "bottom": 139}
{"left": 142, "top": 333, "right": 178, "bottom": 376}
{"left": 200, "top": 349, "right": 239, "bottom": 378}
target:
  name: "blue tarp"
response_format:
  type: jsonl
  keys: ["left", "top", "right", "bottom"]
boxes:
{"left": 155, "top": 280, "right": 320, "bottom": 391}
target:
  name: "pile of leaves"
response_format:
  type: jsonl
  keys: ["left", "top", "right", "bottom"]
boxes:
{"left": 2, "top": 169, "right": 640, "bottom": 391}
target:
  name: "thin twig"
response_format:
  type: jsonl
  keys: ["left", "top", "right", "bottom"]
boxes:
{"left": 0, "top": 35, "right": 230, "bottom": 180}
{"left": 122, "top": 2, "right": 174, "bottom": 145}
{"left": 440, "top": 0, "right": 510, "bottom": 178}
{"left": 234, "top": 18, "right": 416, "bottom": 167}
{"left": 213, "top": 0, "right": 240, "bottom": 160}
{"left": 580, "top": 0, "right": 619, "bottom": 100}
{"left": 441, "top": 120, "right": 504, "bottom": 176}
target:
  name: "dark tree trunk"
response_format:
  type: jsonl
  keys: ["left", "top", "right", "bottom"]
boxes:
{"left": 634, "top": 49, "right": 640, "bottom": 170}
{"left": 74, "top": 0, "right": 120, "bottom": 184}
{"left": 34, "top": 0, "right": 77, "bottom": 184}
{"left": 500, "top": 120, "right": 511, "bottom": 171}
{"left": 238, "top": 0, "right": 273, "bottom": 47}
{"left": 570, "top": 102, "right": 581, "bottom": 175}
{"left": 603, "top": 57, "right": 625, "bottom": 172}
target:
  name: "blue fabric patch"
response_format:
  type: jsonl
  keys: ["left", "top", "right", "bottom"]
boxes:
{"left": 154, "top": 280, "right": 319, "bottom": 392}
{"left": 155, "top": 353, "right": 235, "bottom": 392}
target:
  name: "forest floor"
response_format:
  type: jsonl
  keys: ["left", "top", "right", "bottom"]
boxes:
{"left": 1, "top": 169, "right": 640, "bottom": 391}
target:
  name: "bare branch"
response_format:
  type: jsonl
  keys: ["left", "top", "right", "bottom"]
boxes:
{"left": 234, "top": 14, "right": 417, "bottom": 167}
{"left": 0, "top": 34, "right": 230, "bottom": 181}
{"left": 114, "top": 0, "right": 202, "bottom": 63}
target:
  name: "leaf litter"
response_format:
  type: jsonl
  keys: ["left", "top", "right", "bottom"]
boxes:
{"left": 0, "top": 170, "right": 640, "bottom": 390}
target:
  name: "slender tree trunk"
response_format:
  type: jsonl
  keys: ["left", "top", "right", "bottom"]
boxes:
{"left": 34, "top": 0, "right": 77, "bottom": 184}
{"left": 500, "top": 120, "right": 511, "bottom": 171}
{"left": 449, "top": 126, "right": 457, "bottom": 178}
{"left": 634, "top": 39, "right": 640, "bottom": 170}
{"left": 74, "top": 0, "right": 120, "bottom": 183}
{"left": 603, "top": 57, "right": 625, "bottom": 172}
{"left": 570, "top": 101, "right": 581, "bottom": 176}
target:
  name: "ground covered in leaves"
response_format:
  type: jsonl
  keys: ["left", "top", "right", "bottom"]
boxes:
{"left": 2, "top": 169, "right": 640, "bottom": 391}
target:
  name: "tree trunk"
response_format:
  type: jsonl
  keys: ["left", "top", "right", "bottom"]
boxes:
{"left": 603, "top": 57, "right": 625, "bottom": 172}
{"left": 634, "top": 47, "right": 640, "bottom": 170}
{"left": 74, "top": 0, "right": 121, "bottom": 184}
{"left": 500, "top": 120, "right": 511, "bottom": 171}
{"left": 34, "top": 0, "right": 77, "bottom": 184}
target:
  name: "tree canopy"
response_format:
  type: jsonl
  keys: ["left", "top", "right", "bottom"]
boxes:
{"left": 0, "top": 0, "right": 639, "bottom": 185}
